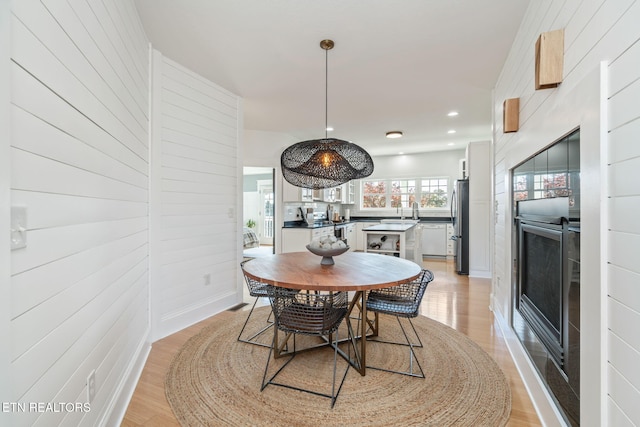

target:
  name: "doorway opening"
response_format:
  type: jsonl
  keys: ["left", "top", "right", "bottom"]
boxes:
{"left": 243, "top": 167, "right": 275, "bottom": 257}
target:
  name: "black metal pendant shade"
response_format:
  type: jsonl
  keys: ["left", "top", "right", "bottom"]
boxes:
{"left": 281, "top": 138, "right": 374, "bottom": 189}
{"left": 281, "top": 39, "right": 374, "bottom": 190}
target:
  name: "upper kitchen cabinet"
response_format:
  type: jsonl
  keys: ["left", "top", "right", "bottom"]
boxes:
{"left": 342, "top": 181, "right": 355, "bottom": 204}
{"left": 282, "top": 177, "right": 313, "bottom": 202}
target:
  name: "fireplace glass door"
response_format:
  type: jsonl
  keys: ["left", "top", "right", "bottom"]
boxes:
{"left": 518, "top": 221, "right": 566, "bottom": 368}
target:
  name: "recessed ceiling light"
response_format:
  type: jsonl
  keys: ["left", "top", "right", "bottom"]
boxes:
{"left": 447, "top": 142, "right": 454, "bottom": 146}
{"left": 398, "top": 152, "right": 404, "bottom": 155}
{"left": 447, "top": 111, "right": 459, "bottom": 117}
{"left": 448, "top": 130, "right": 456, "bottom": 134}
{"left": 326, "top": 126, "right": 334, "bottom": 132}
{"left": 386, "top": 131, "right": 403, "bottom": 139}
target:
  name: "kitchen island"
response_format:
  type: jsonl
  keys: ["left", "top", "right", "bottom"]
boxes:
{"left": 362, "top": 222, "right": 421, "bottom": 264}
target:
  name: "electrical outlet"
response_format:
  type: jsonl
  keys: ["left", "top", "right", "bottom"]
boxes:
{"left": 87, "top": 370, "right": 96, "bottom": 403}
{"left": 204, "top": 273, "right": 211, "bottom": 286}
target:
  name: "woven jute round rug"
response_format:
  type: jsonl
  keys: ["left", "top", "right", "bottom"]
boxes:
{"left": 165, "top": 307, "right": 511, "bottom": 426}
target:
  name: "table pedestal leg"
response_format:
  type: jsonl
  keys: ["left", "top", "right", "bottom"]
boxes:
{"left": 344, "top": 291, "right": 380, "bottom": 376}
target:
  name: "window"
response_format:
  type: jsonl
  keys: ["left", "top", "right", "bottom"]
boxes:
{"left": 419, "top": 178, "right": 448, "bottom": 208}
{"left": 362, "top": 180, "right": 387, "bottom": 208}
{"left": 361, "top": 177, "right": 449, "bottom": 210}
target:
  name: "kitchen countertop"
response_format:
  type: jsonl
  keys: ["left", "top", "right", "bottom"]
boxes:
{"left": 282, "top": 217, "right": 451, "bottom": 229}
{"left": 362, "top": 223, "right": 417, "bottom": 232}
{"left": 282, "top": 220, "right": 355, "bottom": 229}
{"left": 351, "top": 216, "right": 452, "bottom": 223}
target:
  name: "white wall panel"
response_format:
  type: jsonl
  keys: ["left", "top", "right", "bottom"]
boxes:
{"left": 11, "top": 11, "right": 146, "bottom": 153}
{"left": 149, "top": 51, "right": 240, "bottom": 341}
{"left": 607, "top": 364, "right": 640, "bottom": 426}
{"left": 606, "top": 8, "right": 640, "bottom": 423}
{"left": 8, "top": 1, "right": 149, "bottom": 425}
{"left": 0, "top": 0, "right": 12, "bottom": 416}
{"left": 43, "top": 0, "right": 148, "bottom": 130}
{"left": 11, "top": 231, "right": 147, "bottom": 319}
{"left": 10, "top": 64, "right": 148, "bottom": 173}
{"left": 608, "top": 332, "right": 640, "bottom": 394}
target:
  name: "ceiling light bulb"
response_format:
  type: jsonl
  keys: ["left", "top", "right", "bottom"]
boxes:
{"left": 448, "top": 111, "right": 459, "bottom": 117}
{"left": 326, "top": 126, "right": 334, "bottom": 132}
{"left": 447, "top": 142, "right": 454, "bottom": 146}
{"left": 386, "top": 131, "right": 403, "bottom": 139}
{"left": 448, "top": 130, "right": 456, "bottom": 134}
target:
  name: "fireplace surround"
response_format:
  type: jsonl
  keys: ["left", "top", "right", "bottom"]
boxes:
{"left": 511, "top": 129, "right": 580, "bottom": 426}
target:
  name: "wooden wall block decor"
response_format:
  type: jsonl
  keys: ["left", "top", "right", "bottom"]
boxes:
{"left": 535, "top": 29, "right": 564, "bottom": 90}
{"left": 503, "top": 98, "right": 519, "bottom": 133}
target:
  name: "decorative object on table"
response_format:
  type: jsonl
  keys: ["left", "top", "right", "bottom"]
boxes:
{"left": 306, "top": 235, "right": 348, "bottom": 265}
{"left": 165, "top": 306, "right": 512, "bottom": 426}
{"left": 366, "top": 269, "right": 435, "bottom": 378}
{"left": 245, "top": 218, "right": 256, "bottom": 228}
{"left": 280, "top": 39, "right": 374, "bottom": 190}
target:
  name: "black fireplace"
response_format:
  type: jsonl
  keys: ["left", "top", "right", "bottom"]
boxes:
{"left": 516, "top": 197, "right": 569, "bottom": 370}
{"left": 511, "top": 128, "right": 580, "bottom": 425}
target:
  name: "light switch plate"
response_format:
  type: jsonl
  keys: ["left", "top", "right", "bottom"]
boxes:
{"left": 10, "top": 206, "right": 27, "bottom": 250}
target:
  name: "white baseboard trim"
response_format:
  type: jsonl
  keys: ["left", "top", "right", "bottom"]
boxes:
{"left": 469, "top": 269, "right": 492, "bottom": 279}
{"left": 492, "top": 304, "right": 569, "bottom": 427}
{"left": 101, "top": 328, "right": 152, "bottom": 427}
{"left": 154, "top": 293, "right": 238, "bottom": 342}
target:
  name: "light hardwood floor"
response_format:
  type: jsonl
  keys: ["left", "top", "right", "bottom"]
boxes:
{"left": 121, "top": 259, "right": 541, "bottom": 426}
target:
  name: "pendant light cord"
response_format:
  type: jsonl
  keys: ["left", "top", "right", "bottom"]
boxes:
{"left": 325, "top": 46, "right": 328, "bottom": 139}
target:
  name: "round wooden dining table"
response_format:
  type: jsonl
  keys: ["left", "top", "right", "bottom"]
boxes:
{"left": 242, "top": 251, "right": 422, "bottom": 376}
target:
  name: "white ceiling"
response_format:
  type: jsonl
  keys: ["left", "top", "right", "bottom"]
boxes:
{"left": 134, "top": 0, "right": 530, "bottom": 157}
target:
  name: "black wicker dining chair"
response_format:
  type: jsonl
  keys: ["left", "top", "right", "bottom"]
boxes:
{"left": 261, "top": 288, "right": 351, "bottom": 408}
{"left": 237, "top": 259, "right": 275, "bottom": 347}
{"left": 365, "top": 268, "right": 435, "bottom": 378}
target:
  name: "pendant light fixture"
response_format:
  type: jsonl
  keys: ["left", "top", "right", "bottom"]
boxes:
{"left": 281, "top": 39, "right": 374, "bottom": 190}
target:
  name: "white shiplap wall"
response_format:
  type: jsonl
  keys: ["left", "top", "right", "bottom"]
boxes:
{"left": 1, "top": 0, "right": 12, "bottom": 413}
{"left": 150, "top": 51, "right": 241, "bottom": 341}
{"left": 606, "top": 25, "right": 640, "bottom": 427}
{"left": 8, "top": 0, "right": 149, "bottom": 425}
{"left": 493, "top": 1, "right": 640, "bottom": 426}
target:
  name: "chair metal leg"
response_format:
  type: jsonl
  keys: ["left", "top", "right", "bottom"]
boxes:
{"left": 366, "top": 315, "right": 425, "bottom": 378}
{"left": 366, "top": 316, "right": 423, "bottom": 348}
{"left": 261, "top": 327, "right": 350, "bottom": 407}
{"left": 237, "top": 297, "right": 273, "bottom": 347}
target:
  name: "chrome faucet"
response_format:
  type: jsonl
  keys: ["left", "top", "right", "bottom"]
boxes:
{"left": 397, "top": 205, "right": 404, "bottom": 220}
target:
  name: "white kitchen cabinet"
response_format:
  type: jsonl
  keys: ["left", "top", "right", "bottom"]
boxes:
{"left": 281, "top": 228, "right": 311, "bottom": 253}
{"left": 446, "top": 223, "right": 455, "bottom": 257}
{"left": 347, "top": 181, "right": 355, "bottom": 204}
{"left": 281, "top": 178, "right": 313, "bottom": 202}
{"left": 301, "top": 188, "right": 313, "bottom": 202}
{"left": 344, "top": 223, "right": 355, "bottom": 251}
{"left": 341, "top": 181, "right": 355, "bottom": 204}
{"left": 281, "top": 226, "right": 334, "bottom": 253}
{"left": 312, "top": 226, "right": 334, "bottom": 241}
{"left": 356, "top": 221, "right": 379, "bottom": 251}
{"left": 362, "top": 223, "right": 419, "bottom": 263}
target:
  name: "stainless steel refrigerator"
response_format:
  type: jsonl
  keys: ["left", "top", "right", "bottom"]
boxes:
{"left": 451, "top": 179, "right": 469, "bottom": 275}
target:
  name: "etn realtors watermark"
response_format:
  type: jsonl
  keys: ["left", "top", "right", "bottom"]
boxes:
{"left": 2, "top": 402, "right": 91, "bottom": 413}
